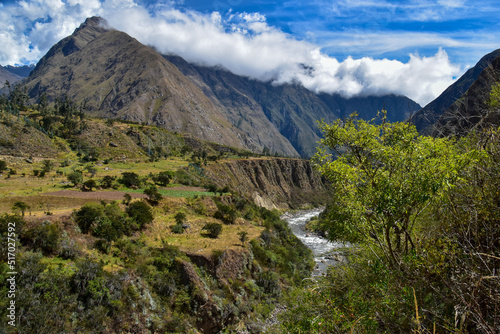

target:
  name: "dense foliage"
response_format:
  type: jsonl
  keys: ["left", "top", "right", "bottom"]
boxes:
{"left": 0, "top": 194, "right": 314, "bottom": 333}
{"left": 276, "top": 115, "right": 499, "bottom": 334}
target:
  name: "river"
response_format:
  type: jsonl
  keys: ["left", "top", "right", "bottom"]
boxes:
{"left": 282, "top": 208, "right": 346, "bottom": 276}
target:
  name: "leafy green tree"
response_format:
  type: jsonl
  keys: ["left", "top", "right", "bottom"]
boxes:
{"left": 174, "top": 212, "right": 186, "bottom": 225}
{"left": 21, "top": 221, "right": 60, "bottom": 255}
{"left": 0, "top": 160, "right": 7, "bottom": 172}
{"left": 487, "top": 82, "right": 500, "bottom": 109}
{"left": 41, "top": 159, "right": 54, "bottom": 172}
{"left": 237, "top": 231, "right": 249, "bottom": 246}
{"left": 100, "top": 175, "right": 116, "bottom": 189}
{"left": 205, "top": 184, "right": 217, "bottom": 194}
{"left": 153, "top": 171, "right": 174, "bottom": 186}
{"left": 67, "top": 171, "right": 83, "bottom": 186}
{"left": 171, "top": 212, "right": 187, "bottom": 234}
{"left": 313, "top": 113, "right": 476, "bottom": 265}
{"left": 123, "top": 193, "right": 132, "bottom": 206}
{"left": 74, "top": 203, "right": 106, "bottom": 234}
{"left": 202, "top": 222, "right": 222, "bottom": 239}
{"left": 119, "top": 172, "right": 141, "bottom": 188}
{"left": 82, "top": 179, "right": 97, "bottom": 191}
{"left": 12, "top": 201, "right": 30, "bottom": 217}
{"left": 126, "top": 201, "right": 154, "bottom": 229}
{"left": 144, "top": 185, "right": 163, "bottom": 205}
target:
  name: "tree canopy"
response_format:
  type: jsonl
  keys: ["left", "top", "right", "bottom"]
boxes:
{"left": 313, "top": 112, "right": 477, "bottom": 265}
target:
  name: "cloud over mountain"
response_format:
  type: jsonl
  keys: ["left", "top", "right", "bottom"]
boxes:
{"left": 0, "top": 0, "right": 464, "bottom": 105}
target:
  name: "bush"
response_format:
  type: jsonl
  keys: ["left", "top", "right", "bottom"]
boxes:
{"left": 74, "top": 203, "right": 106, "bottom": 234}
{"left": 82, "top": 179, "right": 97, "bottom": 191}
{"left": 153, "top": 171, "right": 173, "bottom": 186}
{"left": 21, "top": 221, "right": 61, "bottom": 255}
{"left": 119, "top": 172, "right": 141, "bottom": 188}
{"left": 202, "top": 222, "right": 222, "bottom": 238}
{"left": 0, "top": 160, "right": 7, "bottom": 172}
{"left": 171, "top": 223, "right": 184, "bottom": 234}
{"left": 100, "top": 175, "right": 116, "bottom": 189}
{"left": 67, "top": 171, "right": 83, "bottom": 186}
{"left": 126, "top": 201, "right": 154, "bottom": 230}
{"left": 144, "top": 185, "right": 162, "bottom": 205}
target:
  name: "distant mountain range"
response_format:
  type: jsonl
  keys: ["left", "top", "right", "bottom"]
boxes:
{"left": 16, "top": 17, "right": 421, "bottom": 157}
{"left": 0, "top": 64, "right": 34, "bottom": 88}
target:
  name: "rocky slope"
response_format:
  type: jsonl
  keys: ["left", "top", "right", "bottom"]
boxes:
{"left": 167, "top": 55, "right": 420, "bottom": 157}
{"left": 411, "top": 48, "right": 500, "bottom": 135}
{"left": 0, "top": 66, "right": 23, "bottom": 88}
{"left": 432, "top": 55, "right": 500, "bottom": 136}
{"left": 205, "top": 158, "right": 330, "bottom": 209}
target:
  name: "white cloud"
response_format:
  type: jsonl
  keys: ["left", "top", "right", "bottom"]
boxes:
{"left": 0, "top": 0, "right": 465, "bottom": 105}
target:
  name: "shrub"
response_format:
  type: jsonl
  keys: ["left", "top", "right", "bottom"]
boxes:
{"left": 21, "top": 221, "right": 61, "bottom": 255}
{"left": 0, "top": 160, "right": 7, "bottom": 172}
{"left": 82, "top": 179, "right": 97, "bottom": 191}
{"left": 67, "top": 171, "right": 83, "bottom": 186}
{"left": 100, "top": 175, "right": 116, "bottom": 189}
{"left": 171, "top": 223, "right": 184, "bottom": 234}
{"left": 153, "top": 171, "right": 173, "bottom": 186}
{"left": 74, "top": 203, "right": 106, "bottom": 234}
{"left": 144, "top": 185, "right": 163, "bottom": 205}
{"left": 202, "top": 222, "right": 222, "bottom": 238}
{"left": 123, "top": 193, "right": 132, "bottom": 206}
{"left": 126, "top": 201, "right": 154, "bottom": 230}
{"left": 12, "top": 201, "right": 30, "bottom": 216}
{"left": 119, "top": 172, "right": 141, "bottom": 188}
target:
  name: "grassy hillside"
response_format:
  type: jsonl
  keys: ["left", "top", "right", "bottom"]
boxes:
{"left": 0, "top": 94, "right": 323, "bottom": 333}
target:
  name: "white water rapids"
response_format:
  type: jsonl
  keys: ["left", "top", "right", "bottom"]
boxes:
{"left": 282, "top": 208, "right": 346, "bottom": 276}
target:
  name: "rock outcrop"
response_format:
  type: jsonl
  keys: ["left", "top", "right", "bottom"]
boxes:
{"left": 205, "top": 158, "right": 330, "bottom": 209}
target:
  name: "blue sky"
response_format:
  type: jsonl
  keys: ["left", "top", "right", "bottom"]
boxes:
{"left": 1, "top": 0, "right": 499, "bottom": 105}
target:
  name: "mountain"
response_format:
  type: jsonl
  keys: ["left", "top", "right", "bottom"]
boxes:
{"left": 0, "top": 64, "right": 34, "bottom": 88}
{"left": 411, "top": 48, "right": 500, "bottom": 135}
{"left": 431, "top": 54, "right": 500, "bottom": 136}
{"left": 21, "top": 17, "right": 420, "bottom": 157}
{"left": 0, "top": 66, "right": 23, "bottom": 87}
{"left": 165, "top": 55, "right": 420, "bottom": 157}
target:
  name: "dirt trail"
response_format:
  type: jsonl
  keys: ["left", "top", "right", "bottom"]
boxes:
{"left": 42, "top": 190, "right": 146, "bottom": 200}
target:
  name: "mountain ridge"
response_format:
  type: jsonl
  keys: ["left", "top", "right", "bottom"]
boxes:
{"left": 19, "top": 16, "right": 420, "bottom": 157}
{"left": 411, "top": 48, "right": 500, "bottom": 134}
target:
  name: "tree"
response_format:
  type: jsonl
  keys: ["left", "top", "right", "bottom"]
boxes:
{"left": 202, "top": 222, "right": 222, "bottom": 239}
{"left": 123, "top": 193, "right": 132, "bottom": 206}
{"left": 100, "top": 175, "right": 116, "bottom": 189}
{"left": 41, "top": 160, "right": 54, "bottom": 173}
{"left": 119, "top": 172, "right": 141, "bottom": 188}
{"left": 205, "top": 184, "right": 217, "bottom": 194}
{"left": 313, "top": 113, "right": 476, "bottom": 266}
{"left": 0, "top": 160, "right": 7, "bottom": 172}
{"left": 487, "top": 82, "right": 500, "bottom": 109}
{"left": 67, "top": 171, "right": 83, "bottom": 187}
{"left": 12, "top": 201, "right": 30, "bottom": 217}
{"left": 153, "top": 171, "right": 173, "bottom": 186}
{"left": 82, "top": 179, "right": 97, "bottom": 191}
{"left": 74, "top": 203, "right": 106, "bottom": 234}
{"left": 237, "top": 231, "right": 249, "bottom": 246}
{"left": 171, "top": 212, "right": 187, "bottom": 234}
{"left": 144, "top": 185, "right": 163, "bottom": 205}
{"left": 126, "top": 201, "right": 154, "bottom": 229}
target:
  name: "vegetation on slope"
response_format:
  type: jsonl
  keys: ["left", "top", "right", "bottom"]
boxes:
{"left": 0, "top": 89, "right": 319, "bottom": 333}
{"left": 275, "top": 112, "right": 499, "bottom": 333}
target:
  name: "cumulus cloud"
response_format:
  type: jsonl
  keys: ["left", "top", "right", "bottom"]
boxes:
{"left": 0, "top": 0, "right": 463, "bottom": 105}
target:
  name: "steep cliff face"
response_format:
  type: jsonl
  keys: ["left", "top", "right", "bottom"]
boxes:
{"left": 432, "top": 56, "right": 500, "bottom": 136}
{"left": 412, "top": 48, "right": 500, "bottom": 135}
{"left": 205, "top": 158, "right": 329, "bottom": 209}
